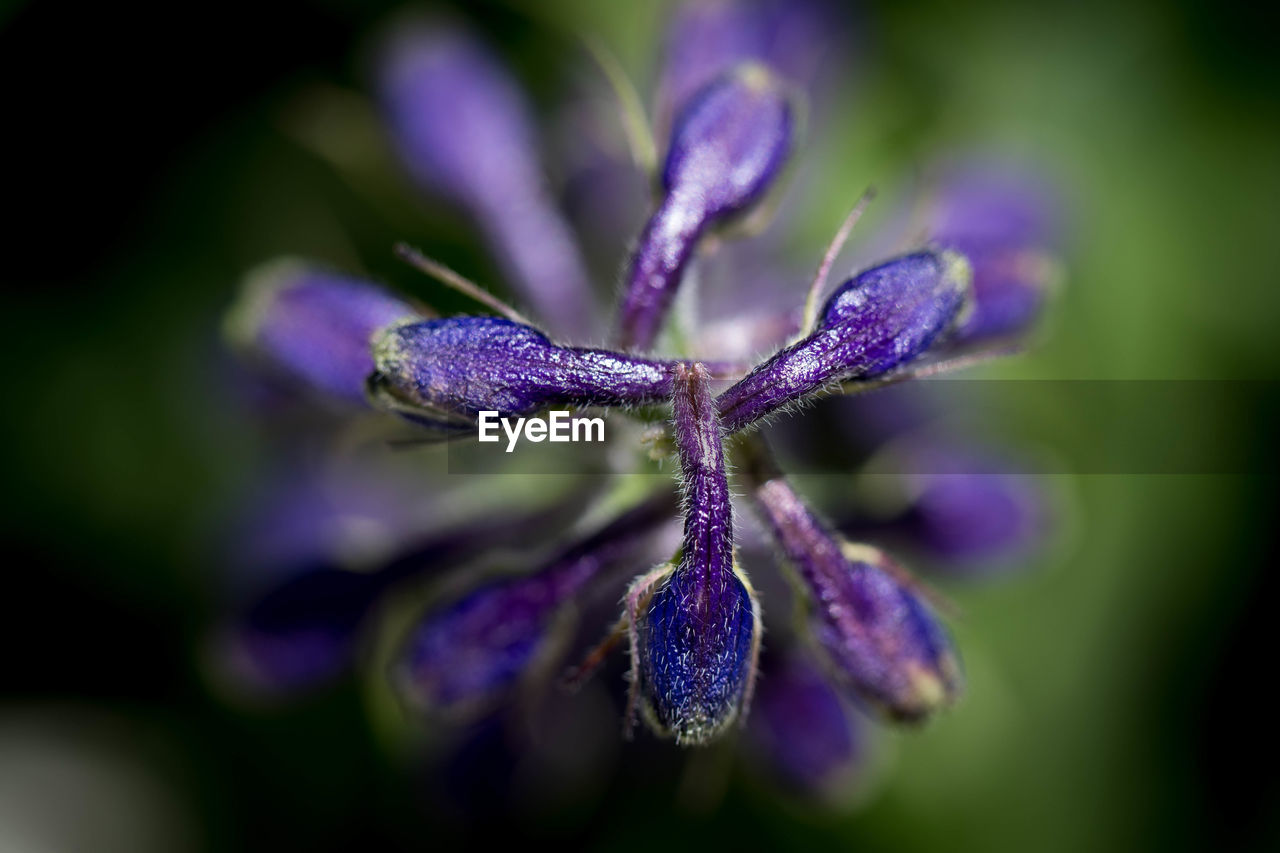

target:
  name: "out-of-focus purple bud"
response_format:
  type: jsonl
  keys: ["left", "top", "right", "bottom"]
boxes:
{"left": 925, "top": 162, "right": 1062, "bottom": 345}
{"left": 368, "top": 316, "right": 678, "bottom": 435}
{"left": 223, "top": 463, "right": 427, "bottom": 585}
{"left": 716, "top": 250, "right": 971, "bottom": 433}
{"left": 224, "top": 260, "right": 421, "bottom": 405}
{"left": 376, "top": 24, "right": 597, "bottom": 338}
{"left": 216, "top": 466, "right": 603, "bottom": 696}
{"left": 748, "top": 651, "right": 862, "bottom": 799}
{"left": 615, "top": 66, "right": 796, "bottom": 352}
{"left": 886, "top": 442, "right": 1049, "bottom": 571}
{"left": 395, "top": 493, "right": 677, "bottom": 719}
{"left": 222, "top": 567, "right": 382, "bottom": 692}
{"left": 747, "top": 467, "right": 961, "bottom": 723}
{"left": 658, "top": 0, "right": 831, "bottom": 126}
{"left": 629, "top": 364, "right": 760, "bottom": 745}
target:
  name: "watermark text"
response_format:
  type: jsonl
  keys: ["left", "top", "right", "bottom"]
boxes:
{"left": 478, "top": 411, "right": 605, "bottom": 452}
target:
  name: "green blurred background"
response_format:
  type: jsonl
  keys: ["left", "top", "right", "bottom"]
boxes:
{"left": 2, "top": 0, "right": 1278, "bottom": 850}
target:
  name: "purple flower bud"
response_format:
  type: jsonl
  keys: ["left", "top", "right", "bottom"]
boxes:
{"left": 893, "top": 442, "right": 1049, "bottom": 571}
{"left": 748, "top": 651, "right": 862, "bottom": 798}
{"left": 750, "top": 475, "right": 961, "bottom": 723}
{"left": 664, "top": 66, "right": 797, "bottom": 223}
{"left": 925, "top": 161, "right": 1062, "bottom": 344}
{"left": 658, "top": 0, "right": 832, "bottom": 126}
{"left": 376, "top": 24, "right": 597, "bottom": 338}
{"left": 616, "top": 66, "right": 796, "bottom": 351}
{"left": 716, "top": 250, "right": 972, "bottom": 433}
{"left": 629, "top": 364, "right": 760, "bottom": 745}
{"left": 215, "top": 458, "right": 610, "bottom": 696}
{"left": 395, "top": 494, "right": 676, "bottom": 719}
{"left": 225, "top": 260, "right": 420, "bottom": 404}
{"left": 368, "top": 316, "right": 677, "bottom": 435}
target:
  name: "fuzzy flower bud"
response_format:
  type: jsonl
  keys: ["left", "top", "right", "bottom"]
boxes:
{"left": 616, "top": 66, "right": 795, "bottom": 351}
{"left": 747, "top": 466, "right": 961, "bottom": 723}
{"left": 395, "top": 494, "right": 676, "bottom": 719}
{"left": 368, "top": 316, "right": 677, "bottom": 435}
{"left": 717, "top": 250, "right": 971, "bottom": 432}
{"left": 377, "top": 23, "right": 596, "bottom": 337}
{"left": 627, "top": 364, "right": 761, "bottom": 745}
{"left": 224, "top": 260, "right": 420, "bottom": 404}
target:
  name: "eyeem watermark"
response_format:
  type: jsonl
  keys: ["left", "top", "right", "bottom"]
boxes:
{"left": 478, "top": 411, "right": 605, "bottom": 452}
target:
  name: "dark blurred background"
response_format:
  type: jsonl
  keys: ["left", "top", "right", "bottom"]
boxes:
{"left": 2, "top": 0, "right": 1278, "bottom": 850}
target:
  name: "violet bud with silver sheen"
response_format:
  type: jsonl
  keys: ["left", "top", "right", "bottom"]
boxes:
{"left": 752, "top": 477, "right": 962, "bottom": 723}
{"left": 368, "top": 316, "right": 676, "bottom": 435}
{"left": 627, "top": 364, "right": 760, "bottom": 745}
{"left": 716, "top": 250, "right": 971, "bottom": 432}
{"left": 616, "top": 66, "right": 795, "bottom": 351}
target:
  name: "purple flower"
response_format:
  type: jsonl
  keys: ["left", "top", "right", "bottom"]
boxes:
{"left": 222, "top": 0, "right": 1069, "bottom": 788}
{"left": 626, "top": 364, "right": 760, "bottom": 744}
{"left": 925, "top": 160, "right": 1062, "bottom": 345}
{"left": 748, "top": 651, "right": 863, "bottom": 799}
{"left": 367, "top": 316, "right": 679, "bottom": 435}
{"left": 716, "top": 250, "right": 972, "bottom": 432}
{"left": 657, "top": 0, "right": 832, "bottom": 126}
{"left": 216, "top": 476, "right": 600, "bottom": 696}
{"left": 224, "top": 260, "right": 420, "bottom": 404}
{"left": 376, "top": 23, "right": 597, "bottom": 338}
{"left": 747, "top": 469, "right": 961, "bottom": 723}
{"left": 212, "top": 451, "right": 616, "bottom": 698}
{"left": 395, "top": 492, "right": 677, "bottom": 719}
{"left": 615, "top": 66, "right": 796, "bottom": 351}
{"left": 868, "top": 441, "right": 1050, "bottom": 572}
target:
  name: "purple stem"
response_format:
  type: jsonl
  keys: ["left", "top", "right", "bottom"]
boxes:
{"left": 670, "top": 363, "right": 735, "bottom": 589}
{"left": 615, "top": 191, "right": 707, "bottom": 352}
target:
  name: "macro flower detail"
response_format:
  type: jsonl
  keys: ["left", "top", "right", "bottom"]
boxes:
{"left": 218, "top": 0, "right": 1066, "bottom": 810}
{"left": 616, "top": 65, "right": 796, "bottom": 351}
{"left": 924, "top": 161, "right": 1062, "bottom": 346}
{"left": 367, "top": 315, "right": 679, "bottom": 435}
{"left": 715, "top": 249, "right": 972, "bottom": 433}
{"left": 377, "top": 22, "right": 598, "bottom": 338}
{"left": 394, "top": 491, "right": 677, "bottom": 719}
{"left": 225, "top": 260, "right": 423, "bottom": 404}
{"left": 624, "top": 364, "right": 761, "bottom": 745}
{"left": 846, "top": 440, "right": 1051, "bottom": 573}
{"left": 657, "top": 0, "right": 829, "bottom": 129}
{"left": 217, "top": 483, "right": 597, "bottom": 695}
{"left": 744, "top": 456, "right": 962, "bottom": 723}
